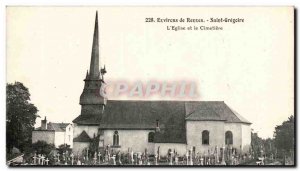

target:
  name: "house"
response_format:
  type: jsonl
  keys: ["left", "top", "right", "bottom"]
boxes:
{"left": 32, "top": 117, "right": 73, "bottom": 148}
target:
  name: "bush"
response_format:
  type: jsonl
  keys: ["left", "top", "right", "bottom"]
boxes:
{"left": 32, "top": 141, "right": 55, "bottom": 155}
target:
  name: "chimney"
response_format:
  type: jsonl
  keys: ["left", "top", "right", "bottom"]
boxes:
{"left": 41, "top": 116, "right": 47, "bottom": 130}
{"left": 155, "top": 119, "right": 160, "bottom": 132}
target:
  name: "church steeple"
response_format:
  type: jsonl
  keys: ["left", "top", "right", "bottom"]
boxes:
{"left": 89, "top": 11, "right": 100, "bottom": 79}
{"left": 79, "top": 11, "right": 107, "bottom": 115}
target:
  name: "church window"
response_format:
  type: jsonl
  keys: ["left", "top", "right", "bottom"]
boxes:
{"left": 148, "top": 132, "right": 155, "bottom": 142}
{"left": 225, "top": 131, "right": 233, "bottom": 145}
{"left": 202, "top": 130, "right": 209, "bottom": 145}
{"left": 113, "top": 131, "right": 119, "bottom": 146}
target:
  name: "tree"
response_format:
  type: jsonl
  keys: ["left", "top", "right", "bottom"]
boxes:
{"left": 6, "top": 82, "right": 39, "bottom": 153}
{"left": 32, "top": 141, "right": 55, "bottom": 155}
{"left": 251, "top": 131, "right": 263, "bottom": 157}
{"left": 58, "top": 144, "right": 72, "bottom": 155}
{"left": 274, "top": 115, "right": 294, "bottom": 154}
{"left": 263, "top": 138, "right": 275, "bottom": 157}
{"left": 89, "top": 134, "right": 100, "bottom": 155}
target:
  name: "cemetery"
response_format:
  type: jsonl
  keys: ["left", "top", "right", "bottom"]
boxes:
{"left": 8, "top": 144, "right": 294, "bottom": 166}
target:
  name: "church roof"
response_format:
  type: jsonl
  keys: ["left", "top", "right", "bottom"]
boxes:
{"left": 184, "top": 101, "right": 251, "bottom": 124}
{"left": 100, "top": 100, "right": 187, "bottom": 143}
{"left": 100, "top": 100, "right": 186, "bottom": 129}
{"left": 73, "top": 131, "right": 92, "bottom": 142}
{"left": 73, "top": 100, "right": 251, "bottom": 143}
{"left": 73, "top": 114, "right": 102, "bottom": 125}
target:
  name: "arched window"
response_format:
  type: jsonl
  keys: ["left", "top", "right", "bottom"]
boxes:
{"left": 225, "top": 131, "right": 233, "bottom": 145}
{"left": 148, "top": 132, "right": 155, "bottom": 142}
{"left": 113, "top": 131, "right": 119, "bottom": 146}
{"left": 202, "top": 130, "right": 209, "bottom": 145}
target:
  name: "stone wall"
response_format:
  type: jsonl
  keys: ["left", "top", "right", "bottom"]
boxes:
{"left": 54, "top": 131, "right": 65, "bottom": 148}
{"left": 32, "top": 131, "right": 55, "bottom": 145}
{"left": 241, "top": 123, "right": 251, "bottom": 153}
{"left": 186, "top": 120, "right": 225, "bottom": 153}
{"left": 186, "top": 121, "right": 251, "bottom": 154}
{"left": 73, "top": 142, "right": 89, "bottom": 155}
{"left": 73, "top": 124, "right": 99, "bottom": 138}
{"left": 103, "top": 130, "right": 155, "bottom": 154}
{"left": 224, "top": 122, "right": 242, "bottom": 150}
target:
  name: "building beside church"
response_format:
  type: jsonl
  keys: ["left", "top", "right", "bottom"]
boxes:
{"left": 72, "top": 12, "right": 252, "bottom": 156}
{"left": 32, "top": 117, "right": 74, "bottom": 148}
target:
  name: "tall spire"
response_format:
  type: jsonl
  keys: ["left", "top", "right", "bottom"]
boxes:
{"left": 89, "top": 11, "right": 100, "bottom": 79}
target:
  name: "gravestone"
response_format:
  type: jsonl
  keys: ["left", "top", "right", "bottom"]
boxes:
{"left": 32, "top": 153, "right": 37, "bottom": 165}
{"left": 70, "top": 153, "right": 74, "bottom": 165}
{"left": 45, "top": 158, "right": 49, "bottom": 165}
{"left": 98, "top": 151, "right": 101, "bottom": 164}
{"left": 40, "top": 155, "right": 45, "bottom": 165}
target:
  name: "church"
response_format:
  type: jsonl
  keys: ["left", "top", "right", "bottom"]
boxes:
{"left": 72, "top": 12, "right": 252, "bottom": 156}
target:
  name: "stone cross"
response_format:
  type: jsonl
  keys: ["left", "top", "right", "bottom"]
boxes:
{"left": 70, "top": 153, "right": 74, "bottom": 165}
{"left": 216, "top": 146, "right": 219, "bottom": 164}
{"left": 169, "top": 151, "right": 173, "bottom": 165}
{"left": 86, "top": 148, "right": 89, "bottom": 161}
{"left": 200, "top": 155, "right": 204, "bottom": 165}
{"left": 77, "top": 159, "right": 81, "bottom": 165}
{"left": 141, "top": 152, "right": 145, "bottom": 165}
{"left": 127, "top": 148, "right": 130, "bottom": 164}
{"left": 117, "top": 151, "right": 122, "bottom": 165}
{"left": 98, "top": 151, "right": 101, "bottom": 164}
{"left": 37, "top": 154, "right": 41, "bottom": 165}
{"left": 189, "top": 150, "right": 193, "bottom": 165}
{"left": 157, "top": 146, "right": 160, "bottom": 160}
{"left": 111, "top": 155, "right": 116, "bottom": 165}
{"left": 145, "top": 148, "right": 148, "bottom": 164}
{"left": 138, "top": 152, "right": 142, "bottom": 165}
{"left": 133, "top": 153, "right": 137, "bottom": 165}
{"left": 56, "top": 153, "right": 60, "bottom": 163}
{"left": 130, "top": 150, "right": 134, "bottom": 164}
{"left": 174, "top": 155, "right": 178, "bottom": 165}
{"left": 45, "top": 158, "right": 49, "bottom": 165}
{"left": 233, "top": 157, "right": 237, "bottom": 165}
{"left": 270, "top": 153, "right": 274, "bottom": 161}
{"left": 63, "top": 152, "right": 66, "bottom": 161}
{"left": 63, "top": 152, "right": 67, "bottom": 165}
{"left": 41, "top": 155, "right": 45, "bottom": 165}
{"left": 203, "top": 152, "right": 206, "bottom": 165}
{"left": 32, "top": 153, "right": 37, "bottom": 165}
{"left": 229, "top": 146, "right": 233, "bottom": 164}
{"left": 104, "top": 149, "right": 108, "bottom": 162}
{"left": 93, "top": 152, "right": 97, "bottom": 164}
{"left": 54, "top": 156, "right": 58, "bottom": 164}
{"left": 221, "top": 146, "right": 226, "bottom": 165}
{"left": 107, "top": 145, "right": 110, "bottom": 160}
{"left": 186, "top": 152, "right": 189, "bottom": 165}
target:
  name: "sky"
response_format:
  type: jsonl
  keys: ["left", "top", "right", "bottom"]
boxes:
{"left": 6, "top": 7, "right": 294, "bottom": 138}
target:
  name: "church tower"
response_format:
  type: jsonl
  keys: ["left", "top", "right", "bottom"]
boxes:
{"left": 79, "top": 11, "right": 107, "bottom": 115}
